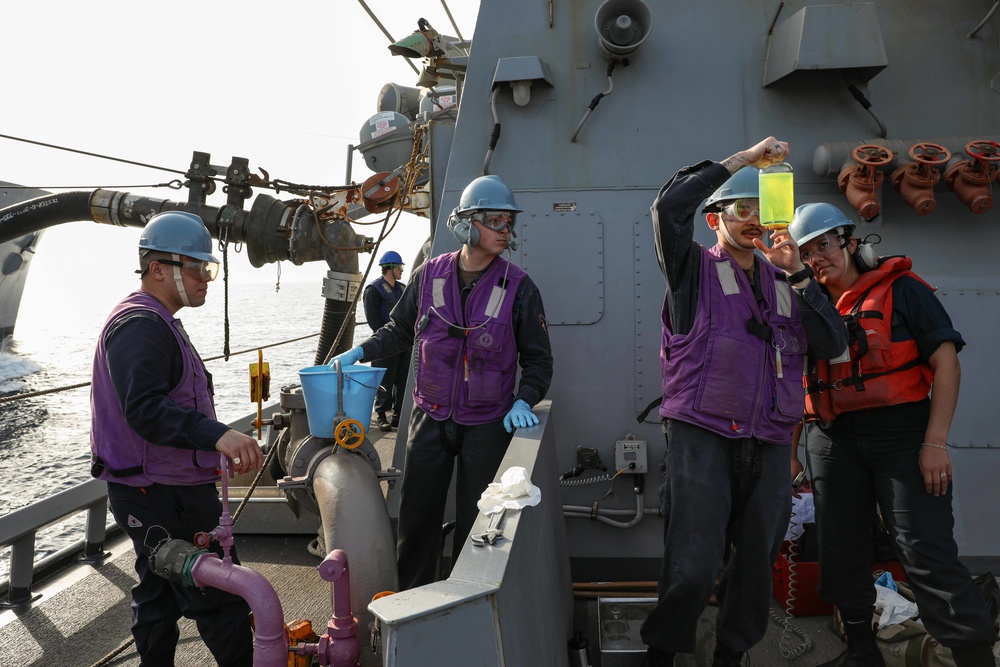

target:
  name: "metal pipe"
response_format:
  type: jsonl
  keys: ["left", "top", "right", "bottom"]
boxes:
{"left": 0, "top": 188, "right": 241, "bottom": 245}
{"left": 189, "top": 556, "right": 288, "bottom": 667}
{"left": 311, "top": 451, "right": 397, "bottom": 664}
{"left": 293, "top": 549, "right": 362, "bottom": 667}
{"left": 968, "top": 0, "right": 1000, "bottom": 38}
{"left": 321, "top": 549, "right": 357, "bottom": 637}
{"left": 356, "top": 0, "right": 419, "bottom": 74}
{"left": 572, "top": 581, "right": 657, "bottom": 589}
{"left": 813, "top": 136, "right": 1000, "bottom": 177}
{"left": 440, "top": 0, "right": 465, "bottom": 42}
{"left": 564, "top": 493, "right": 645, "bottom": 528}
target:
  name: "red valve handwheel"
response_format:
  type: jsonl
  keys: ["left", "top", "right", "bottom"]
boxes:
{"left": 852, "top": 144, "right": 893, "bottom": 167}
{"left": 908, "top": 142, "right": 951, "bottom": 165}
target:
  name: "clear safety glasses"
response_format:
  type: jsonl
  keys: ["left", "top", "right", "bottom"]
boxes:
{"left": 158, "top": 258, "right": 220, "bottom": 282}
{"left": 470, "top": 210, "right": 515, "bottom": 232}
{"left": 721, "top": 198, "right": 761, "bottom": 222}
{"left": 799, "top": 234, "right": 846, "bottom": 264}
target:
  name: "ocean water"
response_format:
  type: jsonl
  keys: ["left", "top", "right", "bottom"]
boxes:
{"left": 0, "top": 275, "right": 372, "bottom": 581}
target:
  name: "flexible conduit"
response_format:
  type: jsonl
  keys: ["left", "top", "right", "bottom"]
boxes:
{"left": 563, "top": 493, "right": 646, "bottom": 528}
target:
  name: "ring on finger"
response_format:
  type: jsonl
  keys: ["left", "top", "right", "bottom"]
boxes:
{"left": 939, "top": 472, "right": 948, "bottom": 478}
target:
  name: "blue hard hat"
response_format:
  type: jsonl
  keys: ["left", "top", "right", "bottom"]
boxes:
{"left": 788, "top": 203, "right": 856, "bottom": 246}
{"left": 455, "top": 175, "right": 522, "bottom": 215}
{"left": 138, "top": 211, "right": 220, "bottom": 263}
{"left": 702, "top": 168, "right": 760, "bottom": 212}
{"left": 379, "top": 250, "right": 404, "bottom": 266}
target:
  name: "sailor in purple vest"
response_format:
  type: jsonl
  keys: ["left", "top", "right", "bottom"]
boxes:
{"left": 362, "top": 250, "right": 411, "bottom": 431}
{"left": 90, "top": 211, "right": 262, "bottom": 667}
{"left": 639, "top": 138, "right": 848, "bottom": 667}
{"left": 332, "top": 175, "right": 553, "bottom": 590}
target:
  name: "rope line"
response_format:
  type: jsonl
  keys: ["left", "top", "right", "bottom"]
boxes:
{"left": 0, "top": 133, "right": 187, "bottom": 175}
{"left": 0, "top": 132, "right": 373, "bottom": 197}
{"left": 0, "top": 180, "right": 183, "bottom": 191}
{"left": 0, "top": 333, "right": 320, "bottom": 405}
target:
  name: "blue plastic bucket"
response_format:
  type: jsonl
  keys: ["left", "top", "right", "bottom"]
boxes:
{"left": 298, "top": 364, "right": 387, "bottom": 438}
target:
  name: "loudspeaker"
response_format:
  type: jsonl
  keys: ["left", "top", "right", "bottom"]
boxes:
{"left": 448, "top": 210, "right": 480, "bottom": 247}
{"left": 415, "top": 66, "right": 441, "bottom": 89}
{"left": 377, "top": 83, "right": 423, "bottom": 121}
{"left": 595, "top": 0, "right": 652, "bottom": 60}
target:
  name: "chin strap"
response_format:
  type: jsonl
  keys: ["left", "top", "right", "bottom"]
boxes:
{"left": 171, "top": 253, "right": 191, "bottom": 307}
{"left": 720, "top": 221, "right": 739, "bottom": 248}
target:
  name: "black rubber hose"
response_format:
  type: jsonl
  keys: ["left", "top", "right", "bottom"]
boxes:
{"left": 0, "top": 191, "right": 93, "bottom": 243}
{"left": 313, "top": 297, "right": 357, "bottom": 366}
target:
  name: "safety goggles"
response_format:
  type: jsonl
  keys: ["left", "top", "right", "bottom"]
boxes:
{"left": 382, "top": 263, "right": 403, "bottom": 270}
{"left": 721, "top": 198, "right": 761, "bottom": 222}
{"left": 157, "top": 258, "right": 220, "bottom": 281}
{"left": 799, "top": 233, "right": 846, "bottom": 264}
{"left": 470, "top": 210, "right": 515, "bottom": 231}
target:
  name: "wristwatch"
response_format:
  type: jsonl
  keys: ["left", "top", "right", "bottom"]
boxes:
{"left": 786, "top": 265, "right": 814, "bottom": 285}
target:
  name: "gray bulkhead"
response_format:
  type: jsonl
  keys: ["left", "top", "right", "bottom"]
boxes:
{"left": 394, "top": 0, "right": 1000, "bottom": 573}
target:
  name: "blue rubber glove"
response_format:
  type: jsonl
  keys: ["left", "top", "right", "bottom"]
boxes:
{"left": 503, "top": 399, "right": 538, "bottom": 433}
{"left": 330, "top": 346, "right": 364, "bottom": 368}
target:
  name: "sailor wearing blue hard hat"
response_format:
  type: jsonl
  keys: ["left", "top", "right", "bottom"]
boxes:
{"left": 331, "top": 174, "right": 552, "bottom": 591}
{"left": 785, "top": 202, "right": 997, "bottom": 667}
{"left": 363, "top": 249, "right": 410, "bottom": 430}
{"left": 136, "top": 210, "right": 221, "bottom": 309}
{"left": 91, "top": 210, "right": 259, "bottom": 665}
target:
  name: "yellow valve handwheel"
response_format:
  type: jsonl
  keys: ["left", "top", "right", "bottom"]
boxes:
{"left": 333, "top": 419, "right": 365, "bottom": 449}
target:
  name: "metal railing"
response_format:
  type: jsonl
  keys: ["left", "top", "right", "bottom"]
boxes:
{"left": 0, "top": 478, "right": 113, "bottom": 607}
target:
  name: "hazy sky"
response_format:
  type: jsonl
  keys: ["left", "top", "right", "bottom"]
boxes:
{"left": 2, "top": 0, "right": 479, "bottom": 300}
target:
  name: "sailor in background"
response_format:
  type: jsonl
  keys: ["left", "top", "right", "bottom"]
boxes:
{"left": 362, "top": 250, "right": 410, "bottom": 431}
{"left": 333, "top": 175, "right": 553, "bottom": 590}
{"left": 640, "top": 138, "right": 849, "bottom": 667}
{"left": 90, "top": 211, "right": 262, "bottom": 667}
{"left": 788, "top": 204, "right": 997, "bottom": 667}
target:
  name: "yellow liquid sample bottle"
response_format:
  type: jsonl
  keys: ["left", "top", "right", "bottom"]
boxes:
{"left": 759, "top": 163, "right": 794, "bottom": 229}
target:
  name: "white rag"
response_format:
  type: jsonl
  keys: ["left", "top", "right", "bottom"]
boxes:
{"left": 476, "top": 466, "right": 542, "bottom": 515}
{"left": 874, "top": 582, "right": 919, "bottom": 627}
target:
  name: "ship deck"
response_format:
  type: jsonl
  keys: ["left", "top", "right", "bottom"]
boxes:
{"left": 0, "top": 528, "right": 856, "bottom": 667}
{"left": 2, "top": 417, "right": 997, "bottom": 667}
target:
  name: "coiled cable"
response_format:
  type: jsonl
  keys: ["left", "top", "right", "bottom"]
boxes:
{"left": 770, "top": 476, "right": 813, "bottom": 660}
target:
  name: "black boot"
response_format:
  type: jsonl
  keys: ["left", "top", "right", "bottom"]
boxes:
{"left": 820, "top": 618, "right": 884, "bottom": 667}
{"left": 712, "top": 644, "right": 746, "bottom": 667}
{"left": 376, "top": 412, "right": 391, "bottom": 431}
{"left": 642, "top": 646, "right": 674, "bottom": 667}
{"left": 950, "top": 642, "right": 996, "bottom": 667}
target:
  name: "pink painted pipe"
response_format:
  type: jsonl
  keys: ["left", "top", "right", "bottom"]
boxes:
{"left": 294, "top": 549, "right": 360, "bottom": 667}
{"left": 191, "top": 555, "right": 289, "bottom": 667}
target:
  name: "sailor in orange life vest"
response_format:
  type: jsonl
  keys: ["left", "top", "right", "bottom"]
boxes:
{"left": 788, "top": 203, "right": 997, "bottom": 667}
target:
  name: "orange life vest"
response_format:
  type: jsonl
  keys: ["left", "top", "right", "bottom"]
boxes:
{"left": 804, "top": 257, "right": 935, "bottom": 424}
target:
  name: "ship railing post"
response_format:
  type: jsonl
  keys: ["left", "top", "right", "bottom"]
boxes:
{"left": 78, "top": 498, "right": 111, "bottom": 564}
{"left": 1, "top": 532, "right": 42, "bottom": 608}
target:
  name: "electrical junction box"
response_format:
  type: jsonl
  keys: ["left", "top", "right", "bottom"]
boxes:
{"left": 614, "top": 438, "right": 647, "bottom": 474}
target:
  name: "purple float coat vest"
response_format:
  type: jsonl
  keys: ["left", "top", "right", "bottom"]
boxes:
{"left": 659, "top": 245, "right": 807, "bottom": 445}
{"left": 413, "top": 251, "right": 525, "bottom": 425}
{"left": 90, "top": 291, "right": 221, "bottom": 486}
